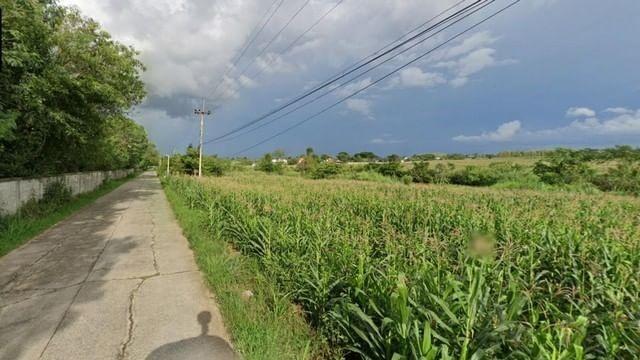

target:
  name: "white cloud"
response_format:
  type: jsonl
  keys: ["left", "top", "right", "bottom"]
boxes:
{"left": 438, "top": 48, "right": 516, "bottom": 87}
{"left": 388, "top": 67, "right": 446, "bottom": 89}
{"left": 450, "top": 77, "right": 469, "bottom": 88}
{"left": 335, "top": 78, "right": 373, "bottom": 97}
{"left": 566, "top": 110, "right": 640, "bottom": 134}
{"left": 439, "top": 31, "right": 498, "bottom": 60}
{"left": 604, "top": 107, "right": 633, "bottom": 115}
{"left": 453, "top": 107, "right": 640, "bottom": 144}
{"left": 566, "top": 107, "right": 596, "bottom": 118}
{"left": 453, "top": 120, "right": 522, "bottom": 142}
{"left": 238, "top": 75, "right": 258, "bottom": 88}
{"left": 345, "top": 98, "right": 374, "bottom": 119}
{"left": 370, "top": 136, "right": 405, "bottom": 145}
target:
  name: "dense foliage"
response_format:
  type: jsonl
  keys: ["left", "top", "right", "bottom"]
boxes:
{"left": 161, "top": 145, "right": 232, "bottom": 177}
{"left": 0, "top": 0, "right": 156, "bottom": 177}
{"left": 165, "top": 173, "right": 640, "bottom": 359}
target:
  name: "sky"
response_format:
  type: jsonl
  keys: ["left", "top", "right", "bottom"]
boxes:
{"left": 58, "top": 0, "right": 640, "bottom": 157}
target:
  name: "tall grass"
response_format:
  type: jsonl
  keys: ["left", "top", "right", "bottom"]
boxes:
{"left": 164, "top": 173, "right": 640, "bottom": 359}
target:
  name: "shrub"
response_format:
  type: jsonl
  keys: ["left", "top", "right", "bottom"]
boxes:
{"left": 409, "top": 162, "right": 434, "bottom": 183}
{"left": 309, "top": 162, "right": 343, "bottom": 179}
{"left": 533, "top": 149, "right": 594, "bottom": 185}
{"left": 449, "top": 166, "right": 499, "bottom": 186}
{"left": 256, "top": 154, "right": 284, "bottom": 174}
{"left": 18, "top": 181, "right": 72, "bottom": 218}
{"left": 591, "top": 160, "right": 640, "bottom": 195}
{"left": 401, "top": 175, "right": 413, "bottom": 185}
{"left": 203, "top": 157, "right": 229, "bottom": 177}
{"left": 365, "top": 161, "right": 405, "bottom": 178}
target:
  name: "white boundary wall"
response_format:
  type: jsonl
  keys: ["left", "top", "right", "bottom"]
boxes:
{"left": 0, "top": 169, "right": 133, "bottom": 215}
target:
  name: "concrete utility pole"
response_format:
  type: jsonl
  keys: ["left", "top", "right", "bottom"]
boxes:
{"left": 166, "top": 154, "right": 170, "bottom": 176}
{"left": 194, "top": 99, "right": 211, "bottom": 177}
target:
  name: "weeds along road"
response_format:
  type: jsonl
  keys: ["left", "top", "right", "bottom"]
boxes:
{"left": 0, "top": 173, "right": 237, "bottom": 360}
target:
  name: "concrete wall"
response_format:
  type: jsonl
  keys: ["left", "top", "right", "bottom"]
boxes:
{"left": 0, "top": 169, "right": 134, "bottom": 216}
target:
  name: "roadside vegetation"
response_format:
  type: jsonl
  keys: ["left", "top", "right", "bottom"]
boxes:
{"left": 163, "top": 181, "right": 329, "bottom": 360}
{"left": 0, "top": 175, "right": 134, "bottom": 257}
{"left": 165, "top": 145, "right": 640, "bottom": 197}
{"left": 163, "top": 172, "right": 640, "bottom": 358}
{"left": 0, "top": 0, "right": 158, "bottom": 178}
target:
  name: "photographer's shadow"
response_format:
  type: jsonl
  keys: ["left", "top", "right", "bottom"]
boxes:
{"left": 146, "top": 311, "right": 237, "bottom": 360}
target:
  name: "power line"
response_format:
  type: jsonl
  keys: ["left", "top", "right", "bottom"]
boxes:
{"left": 208, "top": 0, "right": 492, "bottom": 145}
{"left": 208, "top": 0, "right": 285, "bottom": 103}
{"left": 235, "top": 0, "right": 312, "bottom": 84}
{"left": 195, "top": 0, "right": 342, "bottom": 149}
{"left": 231, "top": 0, "right": 521, "bottom": 156}
{"left": 204, "top": 0, "right": 483, "bottom": 144}
{"left": 317, "top": 0, "right": 467, "bottom": 88}
{"left": 250, "top": 0, "right": 346, "bottom": 80}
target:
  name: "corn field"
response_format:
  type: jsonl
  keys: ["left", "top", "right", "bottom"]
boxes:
{"left": 163, "top": 173, "right": 640, "bottom": 359}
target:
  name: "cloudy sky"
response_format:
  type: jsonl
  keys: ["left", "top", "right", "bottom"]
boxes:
{"left": 59, "top": 0, "right": 640, "bottom": 156}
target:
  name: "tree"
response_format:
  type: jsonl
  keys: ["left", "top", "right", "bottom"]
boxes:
{"left": 181, "top": 145, "right": 199, "bottom": 175}
{"left": 337, "top": 152, "right": 351, "bottom": 162}
{"left": 203, "top": 156, "right": 228, "bottom": 177}
{"left": 256, "top": 153, "right": 283, "bottom": 174}
{"left": 0, "top": 1, "right": 148, "bottom": 177}
{"left": 353, "top": 152, "right": 379, "bottom": 162}
{"left": 387, "top": 154, "right": 402, "bottom": 163}
{"left": 272, "top": 149, "right": 286, "bottom": 159}
{"left": 533, "top": 149, "right": 593, "bottom": 185}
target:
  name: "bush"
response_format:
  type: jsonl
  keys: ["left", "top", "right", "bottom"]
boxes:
{"left": 203, "top": 157, "right": 229, "bottom": 177}
{"left": 401, "top": 175, "right": 413, "bottom": 185}
{"left": 309, "top": 162, "right": 343, "bottom": 179}
{"left": 365, "top": 161, "right": 405, "bottom": 178}
{"left": 591, "top": 160, "right": 640, "bottom": 195}
{"left": 256, "top": 154, "right": 284, "bottom": 174}
{"left": 409, "top": 162, "right": 434, "bottom": 183}
{"left": 18, "top": 181, "right": 72, "bottom": 218}
{"left": 533, "top": 149, "right": 594, "bottom": 185}
{"left": 449, "top": 166, "right": 499, "bottom": 186}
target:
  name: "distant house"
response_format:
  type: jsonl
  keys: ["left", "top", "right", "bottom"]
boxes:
{"left": 271, "top": 158, "right": 288, "bottom": 164}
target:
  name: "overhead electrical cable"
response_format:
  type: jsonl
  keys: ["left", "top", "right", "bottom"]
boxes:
{"left": 208, "top": 0, "right": 285, "bottom": 102}
{"left": 203, "top": 0, "right": 484, "bottom": 144}
{"left": 230, "top": 0, "right": 521, "bottom": 156}
{"left": 235, "top": 0, "right": 312, "bottom": 84}
{"left": 250, "top": 0, "right": 347, "bottom": 80}
{"left": 208, "top": 0, "right": 492, "bottom": 145}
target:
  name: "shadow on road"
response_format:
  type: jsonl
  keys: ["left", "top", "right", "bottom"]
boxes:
{"left": 146, "top": 311, "right": 237, "bottom": 360}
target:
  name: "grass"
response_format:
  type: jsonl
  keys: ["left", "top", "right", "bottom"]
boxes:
{"left": 162, "top": 181, "right": 330, "bottom": 360}
{"left": 164, "top": 172, "right": 640, "bottom": 359}
{"left": 0, "top": 175, "right": 134, "bottom": 257}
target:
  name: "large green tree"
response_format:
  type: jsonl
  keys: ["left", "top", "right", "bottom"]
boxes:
{"left": 0, "top": 0, "right": 149, "bottom": 177}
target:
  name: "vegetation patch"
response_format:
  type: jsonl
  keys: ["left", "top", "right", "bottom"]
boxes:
{"left": 162, "top": 180, "right": 329, "bottom": 360}
{"left": 0, "top": 175, "right": 134, "bottom": 257}
{"left": 164, "top": 173, "right": 640, "bottom": 359}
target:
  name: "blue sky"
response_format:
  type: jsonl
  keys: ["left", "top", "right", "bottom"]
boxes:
{"left": 60, "top": 0, "right": 640, "bottom": 157}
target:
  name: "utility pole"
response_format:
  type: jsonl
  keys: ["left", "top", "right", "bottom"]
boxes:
{"left": 194, "top": 99, "right": 211, "bottom": 177}
{"left": 166, "top": 154, "right": 170, "bottom": 176}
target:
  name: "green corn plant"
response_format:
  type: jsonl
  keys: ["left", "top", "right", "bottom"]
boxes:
{"left": 163, "top": 173, "right": 640, "bottom": 359}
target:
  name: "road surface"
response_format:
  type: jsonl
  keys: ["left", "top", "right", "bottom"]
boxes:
{"left": 0, "top": 173, "right": 236, "bottom": 360}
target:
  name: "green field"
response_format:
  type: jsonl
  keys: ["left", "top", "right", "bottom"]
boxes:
{"left": 163, "top": 172, "right": 640, "bottom": 359}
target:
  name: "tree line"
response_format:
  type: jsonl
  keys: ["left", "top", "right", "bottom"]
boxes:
{"left": 0, "top": 0, "right": 157, "bottom": 178}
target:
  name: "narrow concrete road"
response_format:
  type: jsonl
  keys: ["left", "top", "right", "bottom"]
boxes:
{"left": 0, "top": 173, "right": 236, "bottom": 360}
